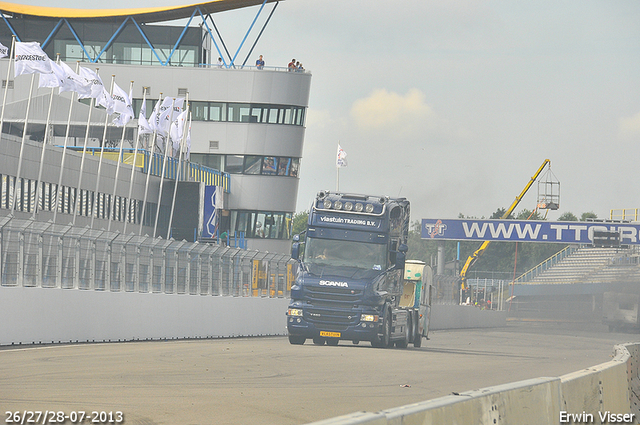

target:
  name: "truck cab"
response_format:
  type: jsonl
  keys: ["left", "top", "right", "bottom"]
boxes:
{"left": 286, "top": 191, "right": 429, "bottom": 348}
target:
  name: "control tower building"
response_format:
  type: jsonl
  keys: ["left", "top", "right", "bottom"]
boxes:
{"left": 0, "top": 1, "right": 311, "bottom": 254}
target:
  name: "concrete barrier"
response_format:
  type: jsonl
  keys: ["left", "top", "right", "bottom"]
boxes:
{"left": 0, "top": 286, "right": 289, "bottom": 345}
{"left": 306, "top": 343, "right": 640, "bottom": 425}
{"left": 0, "top": 289, "right": 507, "bottom": 345}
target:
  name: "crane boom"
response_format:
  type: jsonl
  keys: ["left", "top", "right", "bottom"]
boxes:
{"left": 459, "top": 159, "right": 551, "bottom": 290}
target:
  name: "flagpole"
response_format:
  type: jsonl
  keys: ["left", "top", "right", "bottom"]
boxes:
{"left": 123, "top": 87, "right": 146, "bottom": 235}
{"left": 10, "top": 72, "right": 36, "bottom": 216}
{"left": 52, "top": 61, "right": 82, "bottom": 223}
{"left": 108, "top": 80, "right": 134, "bottom": 232}
{"left": 167, "top": 93, "right": 189, "bottom": 239}
{"left": 90, "top": 75, "right": 115, "bottom": 229}
{"left": 0, "top": 36, "right": 15, "bottom": 144}
{"left": 32, "top": 86, "right": 56, "bottom": 218}
{"left": 336, "top": 141, "right": 340, "bottom": 192}
{"left": 153, "top": 98, "right": 177, "bottom": 238}
{"left": 139, "top": 92, "right": 162, "bottom": 236}
{"left": 185, "top": 111, "right": 192, "bottom": 165}
{"left": 33, "top": 54, "right": 63, "bottom": 219}
{"left": 72, "top": 95, "right": 95, "bottom": 225}
{"left": 72, "top": 66, "right": 102, "bottom": 225}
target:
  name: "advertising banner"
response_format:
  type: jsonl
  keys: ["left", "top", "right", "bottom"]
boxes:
{"left": 421, "top": 218, "right": 640, "bottom": 245}
{"left": 203, "top": 186, "right": 221, "bottom": 238}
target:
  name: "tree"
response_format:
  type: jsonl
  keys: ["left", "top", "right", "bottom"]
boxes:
{"left": 516, "top": 209, "right": 545, "bottom": 220}
{"left": 558, "top": 212, "right": 578, "bottom": 221}
{"left": 292, "top": 211, "right": 308, "bottom": 236}
{"left": 580, "top": 211, "right": 598, "bottom": 221}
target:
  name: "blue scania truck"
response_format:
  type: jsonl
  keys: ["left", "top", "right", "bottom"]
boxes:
{"left": 287, "top": 191, "right": 431, "bottom": 348}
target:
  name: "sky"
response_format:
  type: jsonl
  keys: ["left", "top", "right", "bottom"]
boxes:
{"left": 10, "top": 0, "right": 640, "bottom": 221}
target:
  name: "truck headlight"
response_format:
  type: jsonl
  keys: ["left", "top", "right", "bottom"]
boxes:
{"left": 288, "top": 308, "right": 303, "bottom": 317}
{"left": 360, "top": 314, "right": 379, "bottom": 322}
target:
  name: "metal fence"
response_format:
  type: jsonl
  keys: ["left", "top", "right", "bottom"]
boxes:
{"left": 0, "top": 216, "right": 293, "bottom": 298}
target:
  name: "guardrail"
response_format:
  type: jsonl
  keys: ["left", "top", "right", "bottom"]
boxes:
{"left": 67, "top": 147, "right": 231, "bottom": 192}
{"left": 306, "top": 342, "right": 639, "bottom": 424}
{"left": 0, "top": 216, "right": 291, "bottom": 297}
{"left": 198, "top": 64, "right": 310, "bottom": 73}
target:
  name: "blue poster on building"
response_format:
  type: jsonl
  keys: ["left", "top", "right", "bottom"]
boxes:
{"left": 421, "top": 218, "right": 640, "bottom": 245}
{"left": 203, "top": 186, "right": 220, "bottom": 238}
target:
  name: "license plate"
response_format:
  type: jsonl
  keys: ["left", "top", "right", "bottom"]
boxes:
{"left": 320, "top": 331, "right": 341, "bottom": 338}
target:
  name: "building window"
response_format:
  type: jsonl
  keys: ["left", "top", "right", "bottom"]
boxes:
{"left": 262, "top": 157, "right": 277, "bottom": 175}
{"left": 187, "top": 101, "right": 305, "bottom": 126}
{"left": 209, "top": 102, "right": 226, "bottom": 121}
{"left": 244, "top": 156, "right": 262, "bottom": 175}
{"left": 225, "top": 155, "right": 244, "bottom": 174}
{"left": 230, "top": 210, "right": 293, "bottom": 240}
{"left": 277, "top": 158, "right": 290, "bottom": 176}
{"left": 190, "top": 153, "right": 300, "bottom": 177}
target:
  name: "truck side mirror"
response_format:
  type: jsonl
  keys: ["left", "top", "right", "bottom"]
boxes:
{"left": 291, "top": 243, "right": 300, "bottom": 260}
{"left": 396, "top": 243, "right": 408, "bottom": 269}
{"left": 291, "top": 234, "right": 301, "bottom": 260}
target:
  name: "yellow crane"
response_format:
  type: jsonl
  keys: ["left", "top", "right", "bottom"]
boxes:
{"left": 459, "top": 159, "right": 554, "bottom": 292}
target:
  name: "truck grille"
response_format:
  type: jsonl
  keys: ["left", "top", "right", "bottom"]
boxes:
{"left": 306, "top": 286, "right": 362, "bottom": 302}
{"left": 305, "top": 308, "right": 359, "bottom": 331}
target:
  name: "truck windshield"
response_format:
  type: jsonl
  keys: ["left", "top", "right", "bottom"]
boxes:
{"left": 304, "top": 237, "right": 387, "bottom": 271}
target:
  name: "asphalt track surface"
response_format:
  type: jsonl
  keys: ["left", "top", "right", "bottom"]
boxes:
{"left": 0, "top": 321, "right": 634, "bottom": 425}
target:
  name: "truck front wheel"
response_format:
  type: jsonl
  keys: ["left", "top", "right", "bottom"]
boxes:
{"left": 383, "top": 309, "right": 393, "bottom": 348}
{"left": 288, "top": 335, "right": 305, "bottom": 345}
{"left": 371, "top": 308, "right": 391, "bottom": 348}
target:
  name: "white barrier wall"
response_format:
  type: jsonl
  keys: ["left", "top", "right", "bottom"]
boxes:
{"left": 306, "top": 343, "right": 640, "bottom": 425}
{"left": 0, "top": 286, "right": 289, "bottom": 345}
{"left": 0, "top": 288, "right": 505, "bottom": 346}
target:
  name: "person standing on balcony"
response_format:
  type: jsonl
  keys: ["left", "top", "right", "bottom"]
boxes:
{"left": 256, "top": 55, "right": 265, "bottom": 70}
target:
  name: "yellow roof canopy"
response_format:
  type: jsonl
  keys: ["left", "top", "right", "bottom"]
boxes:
{"left": 0, "top": 0, "right": 278, "bottom": 23}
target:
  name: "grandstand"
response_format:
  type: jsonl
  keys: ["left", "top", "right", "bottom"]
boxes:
{"left": 510, "top": 216, "right": 640, "bottom": 322}
{"left": 515, "top": 246, "right": 640, "bottom": 286}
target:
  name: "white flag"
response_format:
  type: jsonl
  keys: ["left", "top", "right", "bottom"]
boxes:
{"left": 170, "top": 109, "right": 188, "bottom": 154}
{"left": 0, "top": 42, "right": 9, "bottom": 59}
{"left": 14, "top": 41, "right": 51, "bottom": 77}
{"left": 78, "top": 67, "right": 112, "bottom": 112}
{"left": 111, "top": 82, "right": 133, "bottom": 125}
{"left": 58, "top": 61, "right": 91, "bottom": 96}
{"left": 151, "top": 97, "right": 184, "bottom": 136}
{"left": 96, "top": 86, "right": 113, "bottom": 112}
{"left": 337, "top": 144, "right": 348, "bottom": 168}
{"left": 138, "top": 95, "right": 152, "bottom": 136}
{"left": 38, "top": 59, "right": 66, "bottom": 89}
{"left": 78, "top": 67, "right": 105, "bottom": 100}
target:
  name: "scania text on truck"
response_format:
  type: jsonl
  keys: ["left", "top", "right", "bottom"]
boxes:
{"left": 286, "top": 191, "right": 431, "bottom": 348}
